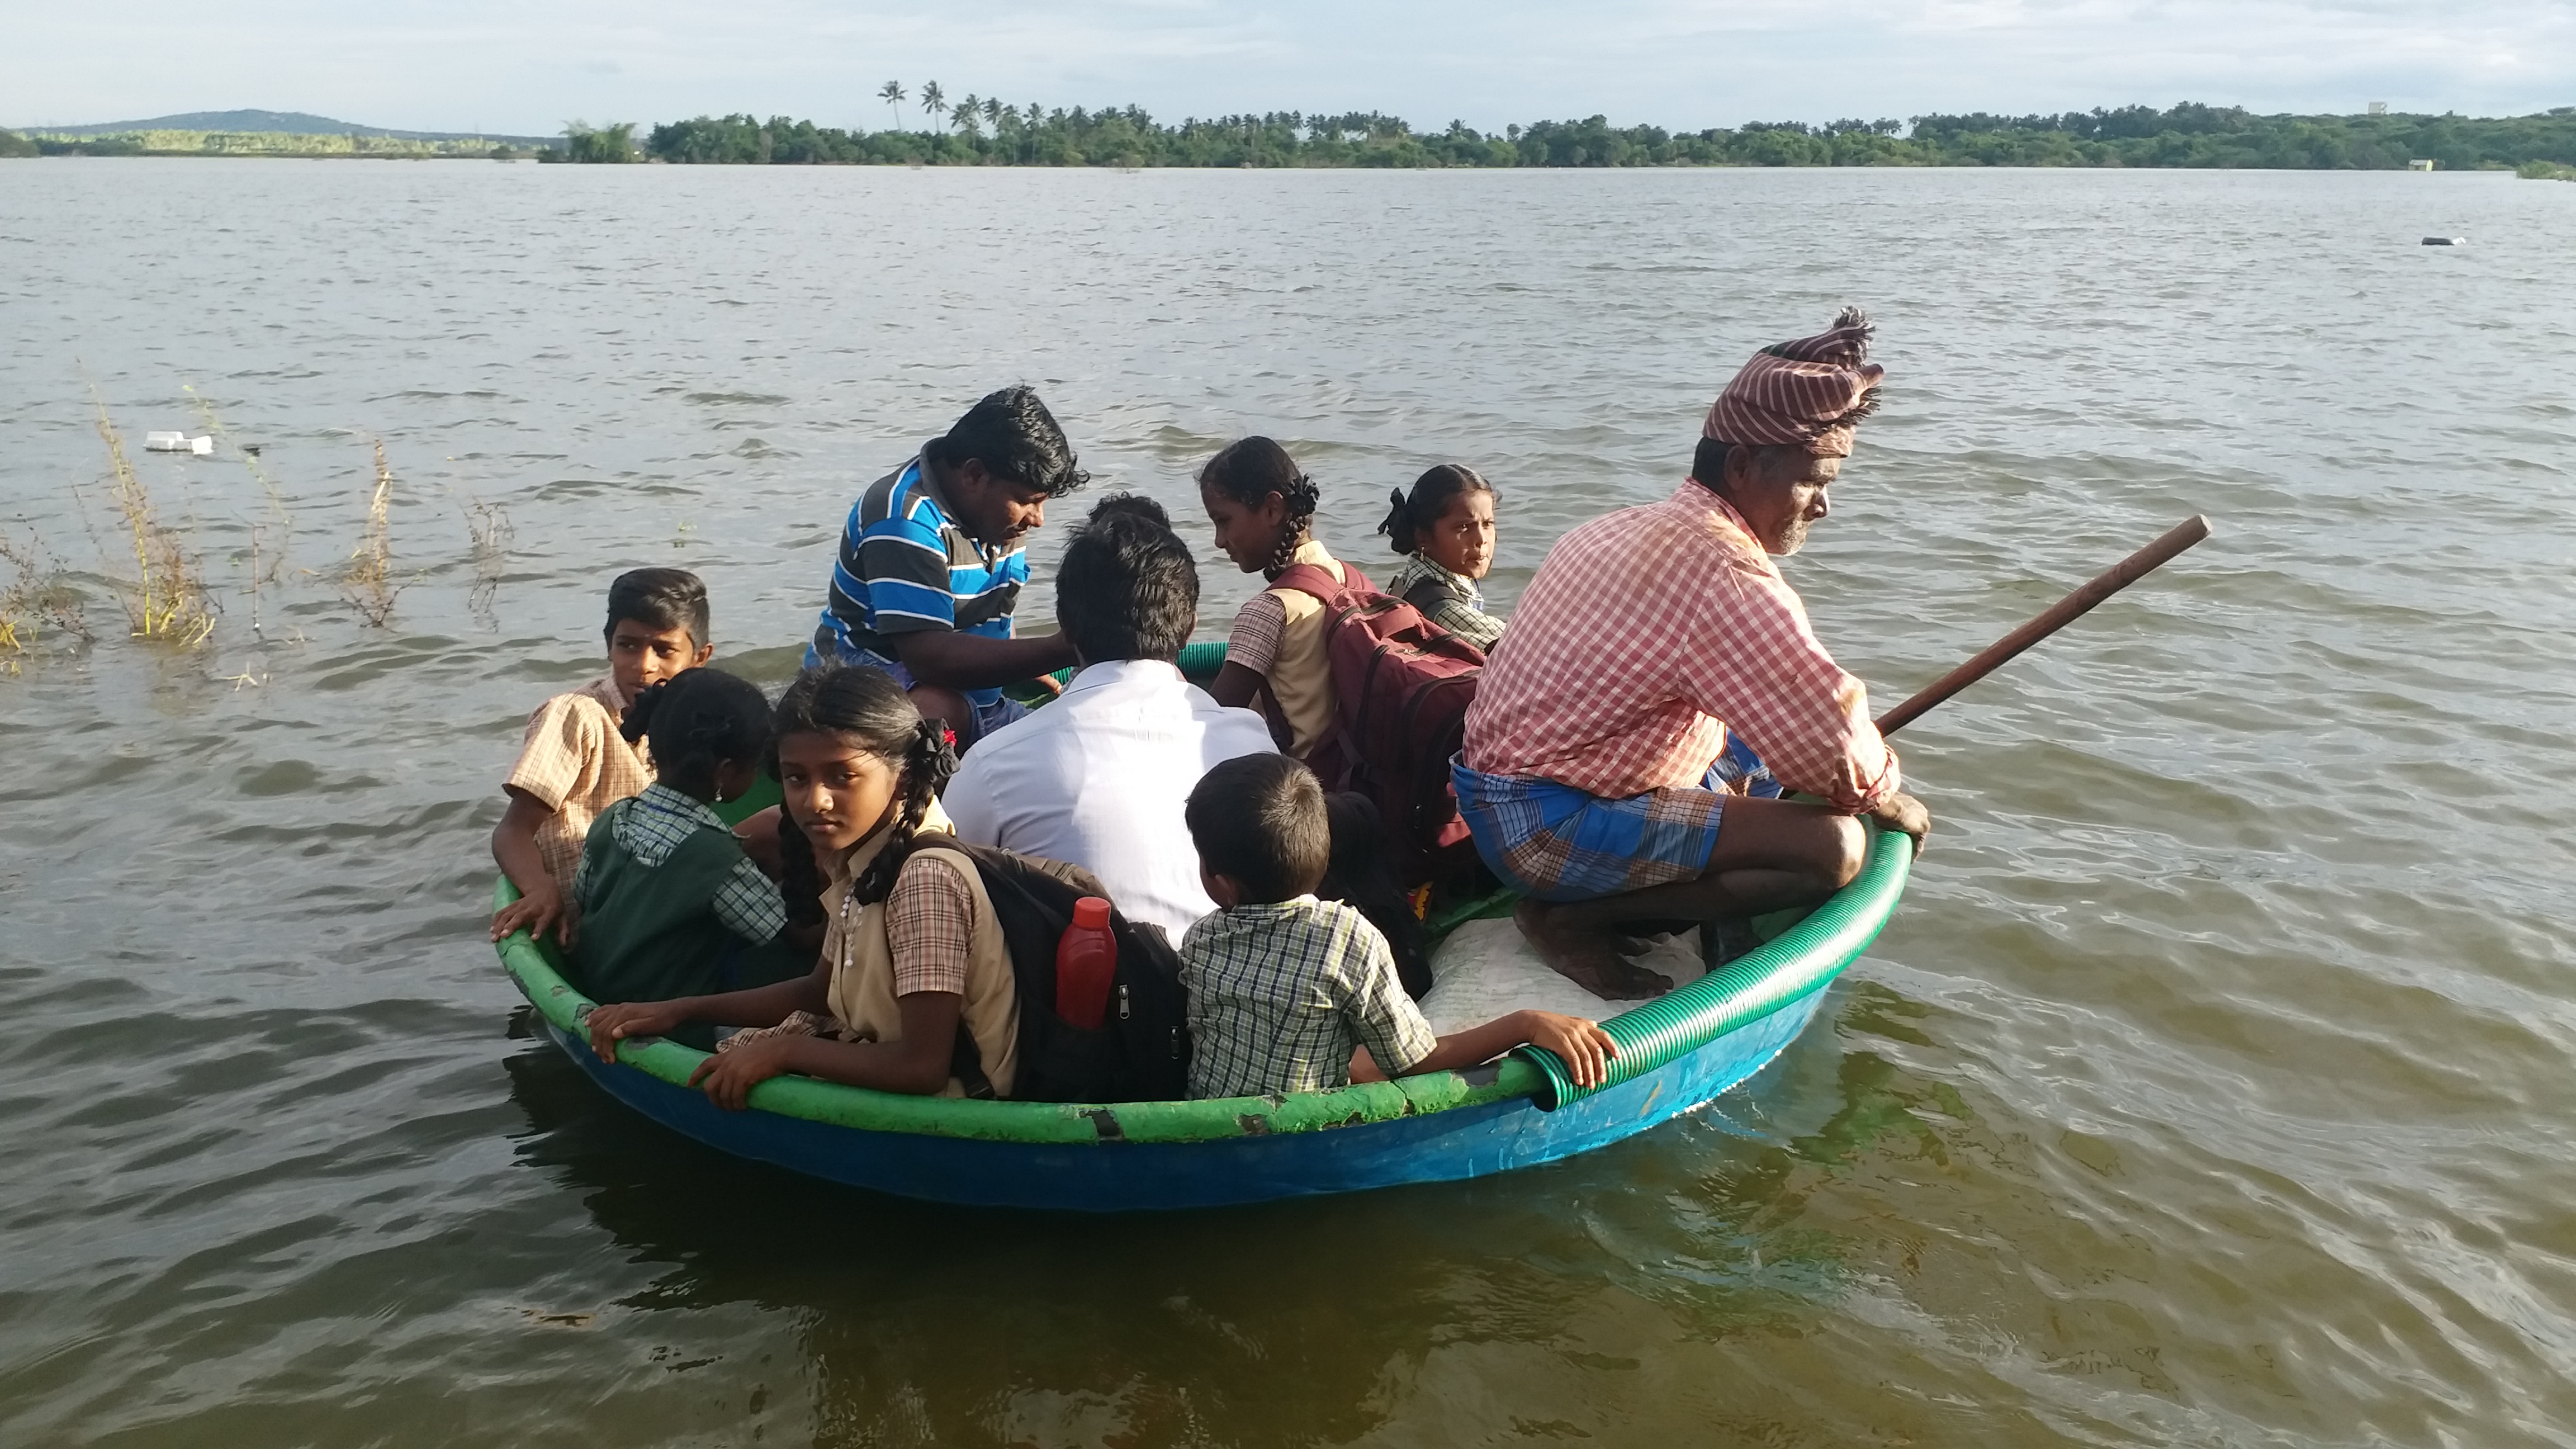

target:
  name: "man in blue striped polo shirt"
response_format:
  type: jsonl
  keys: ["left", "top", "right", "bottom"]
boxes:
{"left": 807, "top": 387, "right": 1088, "bottom": 746}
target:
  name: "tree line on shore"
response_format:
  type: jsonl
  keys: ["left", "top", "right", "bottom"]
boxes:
{"left": 619, "top": 100, "right": 2576, "bottom": 171}
{"left": 10, "top": 101, "right": 2571, "bottom": 171}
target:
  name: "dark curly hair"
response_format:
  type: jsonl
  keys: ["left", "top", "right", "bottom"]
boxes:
{"left": 1199, "top": 435, "right": 1320, "bottom": 579}
{"left": 770, "top": 666, "right": 960, "bottom": 926}
{"left": 618, "top": 667, "right": 770, "bottom": 803}
{"left": 924, "top": 385, "right": 1090, "bottom": 498}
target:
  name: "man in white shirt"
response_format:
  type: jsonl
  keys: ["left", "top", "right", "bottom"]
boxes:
{"left": 944, "top": 496, "right": 1277, "bottom": 940}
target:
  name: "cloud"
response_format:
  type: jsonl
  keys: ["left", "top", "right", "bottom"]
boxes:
{"left": 4, "top": 0, "right": 2569, "bottom": 135}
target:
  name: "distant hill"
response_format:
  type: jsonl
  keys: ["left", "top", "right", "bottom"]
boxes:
{"left": 17, "top": 110, "right": 555, "bottom": 145}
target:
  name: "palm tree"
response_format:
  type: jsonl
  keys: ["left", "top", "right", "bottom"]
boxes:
{"left": 982, "top": 97, "right": 1002, "bottom": 131}
{"left": 878, "top": 80, "right": 905, "bottom": 131}
{"left": 954, "top": 94, "right": 981, "bottom": 137}
{"left": 921, "top": 81, "right": 945, "bottom": 131}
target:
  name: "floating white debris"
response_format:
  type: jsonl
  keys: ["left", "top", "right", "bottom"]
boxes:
{"left": 2421, "top": 236, "right": 2465, "bottom": 247}
{"left": 142, "top": 432, "right": 215, "bottom": 454}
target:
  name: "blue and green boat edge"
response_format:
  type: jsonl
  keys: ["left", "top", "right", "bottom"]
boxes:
{"left": 491, "top": 815, "right": 1910, "bottom": 1209}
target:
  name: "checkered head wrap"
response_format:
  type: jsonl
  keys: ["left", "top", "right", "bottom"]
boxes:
{"left": 1702, "top": 306, "right": 1887, "bottom": 459}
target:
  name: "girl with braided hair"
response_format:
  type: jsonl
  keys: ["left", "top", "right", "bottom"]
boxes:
{"left": 1200, "top": 435, "right": 1357, "bottom": 763}
{"left": 587, "top": 665, "right": 1026, "bottom": 1104}
{"left": 565, "top": 667, "right": 804, "bottom": 1032}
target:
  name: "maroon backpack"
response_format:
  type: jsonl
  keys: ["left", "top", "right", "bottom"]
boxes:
{"left": 1267, "top": 562, "right": 1486, "bottom": 888}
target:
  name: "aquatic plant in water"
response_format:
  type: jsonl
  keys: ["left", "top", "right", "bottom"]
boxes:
{"left": 457, "top": 490, "right": 512, "bottom": 628}
{"left": 32, "top": 386, "right": 535, "bottom": 662}
{"left": 88, "top": 395, "right": 216, "bottom": 646}
{"left": 187, "top": 386, "right": 290, "bottom": 543}
{"left": 0, "top": 528, "right": 93, "bottom": 659}
{"left": 186, "top": 385, "right": 293, "bottom": 633}
{"left": 342, "top": 441, "right": 402, "bottom": 627}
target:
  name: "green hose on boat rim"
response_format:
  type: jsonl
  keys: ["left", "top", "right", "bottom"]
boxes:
{"left": 493, "top": 788, "right": 1909, "bottom": 1144}
{"left": 1513, "top": 820, "right": 1911, "bottom": 1110}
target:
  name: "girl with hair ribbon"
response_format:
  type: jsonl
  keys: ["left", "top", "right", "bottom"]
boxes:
{"left": 1380, "top": 463, "right": 1504, "bottom": 652}
{"left": 586, "top": 665, "right": 1025, "bottom": 1104}
{"left": 1198, "top": 436, "right": 1358, "bottom": 763}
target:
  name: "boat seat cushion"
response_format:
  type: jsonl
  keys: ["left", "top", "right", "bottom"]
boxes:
{"left": 1418, "top": 917, "right": 1707, "bottom": 1036}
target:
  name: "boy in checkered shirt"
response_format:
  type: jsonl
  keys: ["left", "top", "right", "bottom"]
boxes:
{"left": 489, "top": 568, "right": 714, "bottom": 948}
{"left": 1178, "top": 754, "right": 1616, "bottom": 1101}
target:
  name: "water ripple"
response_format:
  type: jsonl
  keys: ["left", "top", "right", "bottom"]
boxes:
{"left": 3, "top": 160, "right": 2573, "bottom": 1447}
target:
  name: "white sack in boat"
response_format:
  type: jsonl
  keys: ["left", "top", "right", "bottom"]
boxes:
{"left": 1419, "top": 917, "right": 1708, "bottom": 1037}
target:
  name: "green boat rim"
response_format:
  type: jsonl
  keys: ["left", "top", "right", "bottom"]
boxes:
{"left": 491, "top": 819, "right": 1909, "bottom": 1146}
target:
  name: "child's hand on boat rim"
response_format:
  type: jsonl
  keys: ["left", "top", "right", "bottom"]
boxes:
{"left": 688, "top": 1035, "right": 795, "bottom": 1110}
{"left": 585, "top": 1001, "right": 686, "bottom": 1063}
{"left": 490, "top": 884, "right": 577, "bottom": 946}
{"left": 1522, "top": 1011, "right": 1618, "bottom": 1089}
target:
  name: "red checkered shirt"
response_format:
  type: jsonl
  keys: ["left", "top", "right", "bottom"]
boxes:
{"left": 1462, "top": 481, "right": 1899, "bottom": 812}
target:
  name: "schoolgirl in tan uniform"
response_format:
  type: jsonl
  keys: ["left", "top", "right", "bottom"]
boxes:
{"left": 1199, "top": 436, "right": 1352, "bottom": 762}
{"left": 586, "top": 666, "right": 1020, "bottom": 1103}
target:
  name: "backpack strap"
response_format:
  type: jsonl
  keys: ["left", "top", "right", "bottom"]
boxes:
{"left": 886, "top": 842, "right": 1020, "bottom": 1101}
{"left": 1399, "top": 576, "right": 1453, "bottom": 618}
{"left": 1266, "top": 559, "right": 1372, "bottom": 605}
{"left": 1265, "top": 562, "right": 1340, "bottom": 605}
{"left": 1256, "top": 560, "right": 1371, "bottom": 788}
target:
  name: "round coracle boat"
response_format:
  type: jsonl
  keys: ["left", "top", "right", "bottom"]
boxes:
{"left": 489, "top": 641, "right": 1914, "bottom": 1211}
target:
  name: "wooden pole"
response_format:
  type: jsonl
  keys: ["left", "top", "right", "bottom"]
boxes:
{"left": 1874, "top": 514, "right": 2213, "bottom": 737}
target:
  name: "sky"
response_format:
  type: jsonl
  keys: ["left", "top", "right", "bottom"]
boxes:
{"left": 7, "top": 0, "right": 2572, "bottom": 136}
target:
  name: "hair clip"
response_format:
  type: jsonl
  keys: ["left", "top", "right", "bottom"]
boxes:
{"left": 941, "top": 726, "right": 958, "bottom": 748}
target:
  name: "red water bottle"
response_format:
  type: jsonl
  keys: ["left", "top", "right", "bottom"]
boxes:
{"left": 1055, "top": 897, "right": 1117, "bottom": 1031}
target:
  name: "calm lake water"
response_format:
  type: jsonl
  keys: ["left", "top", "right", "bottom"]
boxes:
{"left": 3, "top": 157, "right": 2573, "bottom": 1447}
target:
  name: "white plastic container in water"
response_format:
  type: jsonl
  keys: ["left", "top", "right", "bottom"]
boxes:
{"left": 141, "top": 433, "right": 215, "bottom": 454}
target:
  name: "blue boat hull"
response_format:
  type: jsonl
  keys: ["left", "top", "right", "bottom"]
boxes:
{"left": 542, "top": 991, "right": 1824, "bottom": 1211}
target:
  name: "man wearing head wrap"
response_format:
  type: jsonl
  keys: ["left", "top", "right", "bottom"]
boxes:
{"left": 1453, "top": 308, "right": 1931, "bottom": 998}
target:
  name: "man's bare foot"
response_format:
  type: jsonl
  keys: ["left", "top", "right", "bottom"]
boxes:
{"left": 1514, "top": 899, "right": 1674, "bottom": 1000}
{"left": 1618, "top": 916, "right": 1697, "bottom": 945}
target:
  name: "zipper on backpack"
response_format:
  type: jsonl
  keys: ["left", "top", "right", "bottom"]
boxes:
{"left": 1118, "top": 984, "right": 1131, "bottom": 1021}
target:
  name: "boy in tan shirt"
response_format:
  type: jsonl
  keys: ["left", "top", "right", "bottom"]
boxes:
{"left": 489, "top": 568, "right": 713, "bottom": 946}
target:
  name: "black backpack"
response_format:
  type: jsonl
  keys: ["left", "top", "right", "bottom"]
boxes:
{"left": 935, "top": 842, "right": 1194, "bottom": 1105}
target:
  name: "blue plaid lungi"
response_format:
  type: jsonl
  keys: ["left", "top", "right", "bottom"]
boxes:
{"left": 1452, "top": 733, "right": 1779, "bottom": 902}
